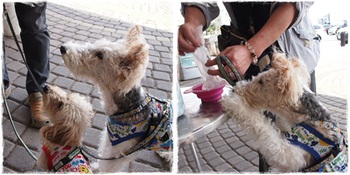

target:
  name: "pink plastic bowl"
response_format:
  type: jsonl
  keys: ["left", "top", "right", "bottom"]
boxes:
{"left": 184, "top": 83, "right": 225, "bottom": 103}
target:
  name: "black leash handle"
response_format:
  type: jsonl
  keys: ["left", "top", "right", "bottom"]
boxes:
{"left": 216, "top": 55, "right": 242, "bottom": 86}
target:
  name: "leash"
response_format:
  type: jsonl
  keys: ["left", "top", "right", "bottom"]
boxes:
{"left": 81, "top": 146, "right": 125, "bottom": 160}
{"left": 216, "top": 55, "right": 243, "bottom": 86}
{"left": 2, "top": 87, "right": 38, "bottom": 161}
{"left": 2, "top": 4, "right": 45, "bottom": 161}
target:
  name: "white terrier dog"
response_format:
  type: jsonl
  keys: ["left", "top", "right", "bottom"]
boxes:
{"left": 221, "top": 53, "right": 347, "bottom": 172}
{"left": 37, "top": 85, "right": 94, "bottom": 173}
{"left": 59, "top": 25, "right": 172, "bottom": 172}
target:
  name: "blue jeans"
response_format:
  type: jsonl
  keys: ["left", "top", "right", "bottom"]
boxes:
{"left": 3, "top": 2, "right": 50, "bottom": 94}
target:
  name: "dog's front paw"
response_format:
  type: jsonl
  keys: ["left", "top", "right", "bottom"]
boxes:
{"left": 220, "top": 95, "right": 241, "bottom": 113}
{"left": 275, "top": 116, "right": 296, "bottom": 132}
{"left": 157, "top": 151, "right": 172, "bottom": 162}
{"left": 308, "top": 120, "right": 343, "bottom": 143}
{"left": 90, "top": 161, "right": 99, "bottom": 173}
{"left": 220, "top": 94, "right": 253, "bottom": 121}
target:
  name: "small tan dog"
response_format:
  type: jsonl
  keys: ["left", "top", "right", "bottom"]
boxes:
{"left": 37, "top": 85, "right": 94, "bottom": 173}
{"left": 221, "top": 52, "right": 347, "bottom": 172}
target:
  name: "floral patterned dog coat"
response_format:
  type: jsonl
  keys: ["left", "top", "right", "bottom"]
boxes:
{"left": 107, "top": 93, "right": 172, "bottom": 154}
{"left": 285, "top": 122, "right": 347, "bottom": 172}
{"left": 42, "top": 145, "right": 92, "bottom": 173}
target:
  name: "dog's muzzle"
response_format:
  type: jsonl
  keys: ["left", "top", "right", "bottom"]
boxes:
{"left": 60, "top": 45, "right": 67, "bottom": 54}
{"left": 43, "top": 85, "right": 50, "bottom": 93}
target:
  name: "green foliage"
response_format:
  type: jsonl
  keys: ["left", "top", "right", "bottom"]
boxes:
{"left": 205, "top": 23, "right": 216, "bottom": 35}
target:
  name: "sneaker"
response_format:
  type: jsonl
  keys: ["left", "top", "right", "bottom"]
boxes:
{"left": 28, "top": 92, "right": 50, "bottom": 128}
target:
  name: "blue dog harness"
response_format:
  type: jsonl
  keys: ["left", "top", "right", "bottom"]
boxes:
{"left": 107, "top": 94, "right": 172, "bottom": 154}
{"left": 285, "top": 122, "right": 347, "bottom": 172}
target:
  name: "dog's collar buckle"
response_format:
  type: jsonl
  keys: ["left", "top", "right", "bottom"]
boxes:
{"left": 47, "top": 146, "right": 90, "bottom": 173}
{"left": 110, "top": 93, "right": 152, "bottom": 118}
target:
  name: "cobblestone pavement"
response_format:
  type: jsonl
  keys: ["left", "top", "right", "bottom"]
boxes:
{"left": 52, "top": 0, "right": 174, "bottom": 33}
{"left": 2, "top": 1, "right": 173, "bottom": 173}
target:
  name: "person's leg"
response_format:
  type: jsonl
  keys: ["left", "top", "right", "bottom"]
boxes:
{"left": 15, "top": 2, "right": 50, "bottom": 128}
{"left": 2, "top": 59, "right": 9, "bottom": 89}
{"left": 15, "top": 2, "right": 50, "bottom": 93}
{"left": 309, "top": 70, "right": 316, "bottom": 94}
{"left": 2, "top": 38, "right": 11, "bottom": 98}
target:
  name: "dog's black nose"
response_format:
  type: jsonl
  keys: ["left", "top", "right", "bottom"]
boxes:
{"left": 60, "top": 45, "right": 67, "bottom": 54}
{"left": 43, "top": 85, "right": 50, "bottom": 93}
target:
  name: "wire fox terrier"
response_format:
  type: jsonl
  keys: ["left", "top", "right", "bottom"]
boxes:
{"left": 38, "top": 85, "right": 94, "bottom": 173}
{"left": 59, "top": 25, "right": 172, "bottom": 172}
{"left": 221, "top": 52, "right": 347, "bottom": 172}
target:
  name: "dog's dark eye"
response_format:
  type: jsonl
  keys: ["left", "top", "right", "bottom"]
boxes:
{"left": 57, "top": 101, "right": 64, "bottom": 111}
{"left": 258, "top": 79, "right": 264, "bottom": 84}
{"left": 96, "top": 51, "right": 104, "bottom": 60}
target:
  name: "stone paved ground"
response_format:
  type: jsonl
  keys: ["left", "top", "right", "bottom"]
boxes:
{"left": 2, "top": 1, "right": 173, "bottom": 173}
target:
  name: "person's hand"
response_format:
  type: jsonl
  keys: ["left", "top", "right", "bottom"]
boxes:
{"left": 205, "top": 45, "right": 253, "bottom": 79}
{"left": 178, "top": 23, "right": 203, "bottom": 56}
{"left": 178, "top": 5, "right": 207, "bottom": 55}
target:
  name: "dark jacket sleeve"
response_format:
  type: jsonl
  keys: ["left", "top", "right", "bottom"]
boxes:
{"left": 181, "top": 2, "right": 220, "bottom": 30}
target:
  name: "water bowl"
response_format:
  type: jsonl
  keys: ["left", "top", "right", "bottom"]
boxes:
{"left": 184, "top": 82, "right": 225, "bottom": 103}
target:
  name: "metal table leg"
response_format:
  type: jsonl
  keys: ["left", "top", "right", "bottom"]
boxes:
{"left": 190, "top": 142, "right": 202, "bottom": 173}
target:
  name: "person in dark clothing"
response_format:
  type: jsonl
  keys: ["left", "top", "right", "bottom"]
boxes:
{"left": 3, "top": 2, "right": 51, "bottom": 128}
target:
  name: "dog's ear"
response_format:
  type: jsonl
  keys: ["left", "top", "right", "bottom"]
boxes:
{"left": 272, "top": 55, "right": 293, "bottom": 94}
{"left": 121, "top": 25, "right": 148, "bottom": 69}
{"left": 291, "top": 57, "right": 301, "bottom": 68}
{"left": 40, "top": 119, "right": 83, "bottom": 147}
{"left": 126, "top": 25, "right": 142, "bottom": 43}
{"left": 273, "top": 55, "right": 302, "bottom": 105}
{"left": 271, "top": 54, "right": 289, "bottom": 70}
{"left": 121, "top": 42, "right": 149, "bottom": 70}
{"left": 291, "top": 57, "right": 310, "bottom": 85}
{"left": 40, "top": 125, "right": 67, "bottom": 146}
